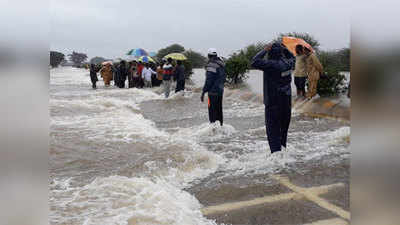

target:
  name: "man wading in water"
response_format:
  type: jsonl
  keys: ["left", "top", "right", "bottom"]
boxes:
{"left": 251, "top": 42, "right": 295, "bottom": 154}
{"left": 201, "top": 48, "right": 226, "bottom": 126}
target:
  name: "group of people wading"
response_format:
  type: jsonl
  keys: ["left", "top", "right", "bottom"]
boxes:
{"left": 89, "top": 58, "right": 186, "bottom": 98}
{"left": 89, "top": 43, "right": 322, "bottom": 156}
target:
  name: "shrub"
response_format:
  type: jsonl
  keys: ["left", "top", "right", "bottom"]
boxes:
{"left": 316, "top": 50, "right": 349, "bottom": 96}
{"left": 225, "top": 53, "right": 250, "bottom": 84}
{"left": 183, "top": 60, "right": 193, "bottom": 79}
{"left": 156, "top": 44, "right": 185, "bottom": 61}
{"left": 316, "top": 70, "right": 346, "bottom": 97}
{"left": 50, "top": 51, "right": 65, "bottom": 68}
{"left": 184, "top": 50, "right": 207, "bottom": 68}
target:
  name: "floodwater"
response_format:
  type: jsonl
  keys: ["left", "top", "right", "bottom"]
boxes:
{"left": 49, "top": 67, "right": 350, "bottom": 225}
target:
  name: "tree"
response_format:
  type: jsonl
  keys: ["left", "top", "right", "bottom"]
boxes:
{"left": 50, "top": 51, "right": 65, "bottom": 68}
{"left": 183, "top": 60, "right": 194, "bottom": 79}
{"left": 90, "top": 56, "right": 106, "bottom": 65}
{"left": 184, "top": 49, "right": 207, "bottom": 68}
{"left": 68, "top": 51, "right": 88, "bottom": 67}
{"left": 276, "top": 32, "right": 320, "bottom": 52}
{"left": 225, "top": 53, "right": 250, "bottom": 84}
{"left": 156, "top": 44, "right": 185, "bottom": 61}
{"left": 241, "top": 42, "right": 266, "bottom": 63}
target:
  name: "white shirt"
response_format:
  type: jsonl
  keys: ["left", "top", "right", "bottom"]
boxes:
{"left": 142, "top": 67, "right": 156, "bottom": 81}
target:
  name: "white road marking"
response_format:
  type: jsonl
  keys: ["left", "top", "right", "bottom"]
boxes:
{"left": 201, "top": 182, "right": 345, "bottom": 216}
{"left": 305, "top": 218, "right": 348, "bottom": 225}
{"left": 272, "top": 175, "right": 350, "bottom": 220}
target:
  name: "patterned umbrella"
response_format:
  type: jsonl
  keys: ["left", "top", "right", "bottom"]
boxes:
{"left": 138, "top": 56, "right": 156, "bottom": 63}
{"left": 126, "top": 48, "right": 149, "bottom": 57}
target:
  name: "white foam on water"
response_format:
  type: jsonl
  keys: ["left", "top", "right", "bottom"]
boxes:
{"left": 51, "top": 176, "right": 220, "bottom": 225}
{"left": 50, "top": 67, "right": 93, "bottom": 86}
{"left": 173, "top": 122, "right": 237, "bottom": 142}
{"left": 50, "top": 68, "right": 225, "bottom": 225}
{"left": 161, "top": 90, "right": 194, "bottom": 100}
{"left": 219, "top": 126, "right": 350, "bottom": 177}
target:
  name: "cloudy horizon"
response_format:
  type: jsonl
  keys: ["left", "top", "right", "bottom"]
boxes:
{"left": 51, "top": 0, "right": 350, "bottom": 60}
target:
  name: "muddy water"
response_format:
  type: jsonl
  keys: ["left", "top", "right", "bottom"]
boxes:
{"left": 49, "top": 67, "right": 350, "bottom": 225}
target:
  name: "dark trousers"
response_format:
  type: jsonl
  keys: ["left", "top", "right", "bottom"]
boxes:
{"left": 175, "top": 79, "right": 185, "bottom": 93}
{"left": 208, "top": 95, "right": 223, "bottom": 126}
{"left": 90, "top": 76, "right": 97, "bottom": 89}
{"left": 128, "top": 75, "right": 134, "bottom": 88}
{"left": 294, "top": 77, "right": 306, "bottom": 95}
{"left": 265, "top": 94, "right": 291, "bottom": 153}
{"left": 118, "top": 77, "right": 126, "bottom": 88}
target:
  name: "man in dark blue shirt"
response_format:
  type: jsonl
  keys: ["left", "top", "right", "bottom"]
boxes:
{"left": 201, "top": 48, "right": 226, "bottom": 126}
{"left": 251, "top": 42, "right": 295, "bottom": 154}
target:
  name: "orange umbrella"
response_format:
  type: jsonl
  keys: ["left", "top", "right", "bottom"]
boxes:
{"left": 282, "top": 36, "right": 314, "bottom": 56}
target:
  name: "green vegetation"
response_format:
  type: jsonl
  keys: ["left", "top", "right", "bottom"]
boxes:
{"left": 50, "top": 51, "right": 65, "bottom": 68}
{"left": 156, "top": 44, "right": 185, "bottom": 60}
{"left": 183, "top": 49, "right": 207, "bottom": 68}
{"left": 225, "top": 53, "right": 250, "bottom": 84}
{"left": 90, "top": 56, "right": 106, "bottom": 65}
{"left": 68, "top": 51, "right": 88, "bottom": 67}
{"left": 316, "top": 48, "right": 350, "bottom": 96}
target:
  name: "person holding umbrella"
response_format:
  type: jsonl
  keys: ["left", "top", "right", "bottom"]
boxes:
{"left": 162, "top": 58, "right": 174, "bottom": 98}
{"left": 117, "top": 60, "right": 128, "bottom": 88}
{"left": 89, "top": 63, "right": 98, "bottom": 89}
{"left": 155, "top": 61, "right": 164, "bottom": 87}
{"left": 174, "top": 60, "right": 186, "bottom": 93}
{"left": 304, "top": 47, "right": 323, "bottom": 99}
{"left": 251, "top": 42, "right": 295, "bottom": 155}
{"left": 136, "top": 62, "right": 145, "bottom": 88}
{"left": 99, "top": 62, "right": 113, "bottom": 86}
{"left": 142, "top": 63, "right": 157, "bottom": 88}
{"left": 200, "top": 48, "right": 226, "bottom": 126}
{"left": 127, "top": 61, "right": 137, "bottom": 88}
{"left": 293, "top": 45, "right": 307, "bottom": 99}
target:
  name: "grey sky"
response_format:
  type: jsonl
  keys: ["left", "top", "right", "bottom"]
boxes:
{"left": 50, "top": 0, "right": 350, "bottom": 60}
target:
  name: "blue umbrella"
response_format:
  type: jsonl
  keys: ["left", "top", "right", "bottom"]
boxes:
{"left": 126, "top": 48, "right": 149, "bottom": 57}
{"left": 149, "top": 51, "right": 157, "bottom": 57}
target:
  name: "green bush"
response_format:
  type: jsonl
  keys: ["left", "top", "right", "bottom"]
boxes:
{"left": 156, "top": 44, "right": 185, "bottom": 61}
{"left": 183, "top": 60, "right": 193, "bottom": 79}
{"left": 50, "top": 51, "right": 65, "bottom": 68}
{"left": 316, "top": 49, "right": 350, "bottom": 96}
{"left": 316, "top": 70, "right": 346, "bottom": 97}
{"left": 225, "top": 53, "right": 250, "bottom": 84}
{"left": 184, "top": 50, "right": 207, "bottom": 68}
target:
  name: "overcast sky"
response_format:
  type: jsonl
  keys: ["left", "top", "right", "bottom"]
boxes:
{"left": 50, "top": 0, "right": 350, "bottom": 60}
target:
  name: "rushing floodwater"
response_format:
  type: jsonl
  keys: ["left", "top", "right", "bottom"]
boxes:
{"left": 49, "top": 67, "right": 350, "bottom": 225}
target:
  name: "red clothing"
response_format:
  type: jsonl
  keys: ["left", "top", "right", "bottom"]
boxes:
{"left": 137, "top": 64, "right": 144, "bottom": 77}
